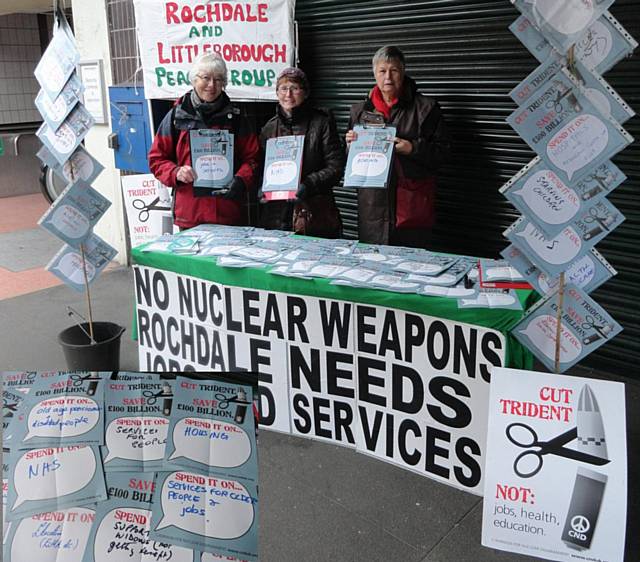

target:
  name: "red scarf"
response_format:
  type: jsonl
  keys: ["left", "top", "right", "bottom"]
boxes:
{"left": 370, "top": 86, "right": 399, "bottom": 120}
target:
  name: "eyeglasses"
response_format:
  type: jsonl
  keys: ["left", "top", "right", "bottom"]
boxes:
{"left": 277, "top": 85, "right": 303, "bottom": 94}
{"left": 196, "top": 74, "right": 225, "bottom": 84}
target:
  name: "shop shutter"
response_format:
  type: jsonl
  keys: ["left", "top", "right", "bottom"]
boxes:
{"left": 295, "top": 0, "right": 639, "bottom": 375}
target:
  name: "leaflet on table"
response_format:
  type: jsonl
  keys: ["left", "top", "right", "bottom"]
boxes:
{"left": 46, "top": 233, "right": 117, "bottom": 292}
{"left": 82, "top": 472, "right": 196, "bottom": 562}
{"left": 511, "top": 0, "right": 615, "bottom": 54}
{"left": 500, "top": 157, "right": 626, "bottom": 238}
{"left": 2, "top": 388, "right": 26, "bottom": 449}
{"left": 512, "top": 283, "right": 622, "bottom": 373}
{"left": 477, "top": 258, "right": 530, "bottom": 289}
{"left": 262, "top": 135, "right": 304, "bottom": 200}
{"left": 35, "top": 72, "right": 83, "bottom": 132}
{"left": 458, "top": 289, "right": 523, "bottom": 310}
{"left": 482, "top": 368, "right": 627, "bottom": 562}
{"left": 504, "top": 198, "right": 624, "bottom": 278}
{"left": 501, "top": 244, "right": 615, "bottom": 297}
{"left": 418, "top": 284, "right": 478, "bottom": 299}
{"left": 5, "top": 445, "right": 107, "bottom": 521}
{"left": 190, "top": 129, "right": 234, "bottom": 191}
{"left": 163, "top": 378, "right": 257, "bottom": 483}
{"left": 10, "top": 371, "right": 106, "bottom": 449}
{"left": 510, "top": 12, "right": 638, "bottom": 74}
{"left": 34, "top": 17, "right": 80, "bottom": 100}
{"left": 216, "top": 256, "right": 270, "bottom": 269}
{"left": 393, "top": 254, "right": 458, "bottom": 276}
{"left": 3, "top": 506, "right": 96, "bottom": 562}
{"left": 368, "top": 273, "right": 421, "bottom": 293}
{"left": 149, "top": 470, "right": 258, "bottom": 560}
{"left": 49, "top": 144, "right": 105, "bottom": 187}
{"left": 170, "top": 236, "right": 201, "bottom": 255}
{"left": 510, "top": 57, "right": 634, "bottom": 125}
{"left": 38, "top": 179, "right": 111, "bottom": 247}
{"left": 36, "top": 104, "right": 95, "bottom": 166}
{"left": 506, "top": 69, "right": 633, "bottom": 185}
{"left": 408, "top": 257, "right": 474, "bottom": 287}
{"left": 102, "top": 378, "right": 174, "bottom": 472}
{"left": 344, "top": 125, "right": 396, "bottom": 188}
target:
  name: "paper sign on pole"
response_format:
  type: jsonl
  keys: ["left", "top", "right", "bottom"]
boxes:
{"left": 132, "top": 0, "right": 295, "bottom": 100}
{"left": 482, "top": 367, "right": 627, "bottom": 562}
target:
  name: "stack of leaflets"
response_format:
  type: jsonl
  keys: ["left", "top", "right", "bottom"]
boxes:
{"left": 478, "top": 258, "right": 531, "bottom": 289}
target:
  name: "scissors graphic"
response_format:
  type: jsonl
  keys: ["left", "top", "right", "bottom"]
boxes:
{"left": 506, "top": 422, "right": 609, "bottom": 478}
{"left": 212, "top": 393, "right": 252, "bottom": 409}
{"left": 3, "top": 399, "right": 19, "bottom": 416}
{"left": 545, "top": 87, "right": 581, "bottom": 114}
{"left": 69, "top": 373, "right": 101, "bottom": 387}
{"left": 581, "top": 315, "right": 612, "bottom": 340}
{"left": 132, "top": 197, "right": 171, "bottom": 223}
{"left": 142, "top": 388, "right": 174, "bottom": 406}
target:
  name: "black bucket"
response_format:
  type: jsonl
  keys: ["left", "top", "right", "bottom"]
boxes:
{"left": 58, "top": 322, "right": 126, "bottom": 371}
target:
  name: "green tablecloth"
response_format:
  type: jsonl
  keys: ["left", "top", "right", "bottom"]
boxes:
{"left": 132, "top": 246, "right": 535, "bottom": 369}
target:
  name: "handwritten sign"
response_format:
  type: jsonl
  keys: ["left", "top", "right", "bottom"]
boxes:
{"left": 149, "top": 470, "right": 258, "bottom": 560}
{"left": 6, "top": 445, "right": 107, "bottom": 521}
{"left": 344, "top": 126, "right": 396, "bottom": 188}
{"left": 132, "top": 0, "right": 295, "bottom": 100}
{"left": 36, "top": 105, "right": 95, "bottom": 166}
{"left": 262, "top": 135, "right": 304, "bottom": 200}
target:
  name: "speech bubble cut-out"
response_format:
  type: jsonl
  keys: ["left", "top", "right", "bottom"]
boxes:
{"left": 516, "top": 223, "right": 582, "bottom": 265}
{"left": 155, "top": 472, "right": 255, "bottom": 539}
{"left": 24, "top": 396, "right": 100, "bottom": 441}
{"left": 534, "top": 0, "right": 593, "bottom": 35}
{"left": 103, "top": 416, "right": 169, "bottom": 464}
{"left": 10, "top": 506, "right": 95, "bottom": 562}
{"left": 93, "top": 507, "right": 193, "bottom": 562}
{"left": 489, "top": 293, "right": 517, "bottom": 306}
{"left": 45, "top": 123, "right": 77, "bottom": 155}
{"left": 538, "top": 254, "right": 596, "bottom": 293}
{"left": 49, "top": 205, "right": 91, "bottom": 239}
{"left": 350, "top": 152, "right": 388, "bottom": 177}
{"left": 41, "top": 94, "right": 68, "bottom": 122}
{"left": 265, "top": 160, "right": 298, "bottom": 186}
{"left": 54, "top": 253, "right": 96, "bottom": 286}
{"left": 546, "top": 114, "right": 609, "bottom": 181}
{"left": 513, "top": 170, "right": 580, "bottom": 225}
{"left": 577, "top": 20, "right": 611, "bottom": 70}
{"left": 518, "top": 314, "right": 582, "bottom": 363}
{"left": 12, "top": 446, "right": 96, "bottom": 510}
{"left": 168, "top": 418, "right": 251, "bottom": 469}
{"left": 63, "top": 153, "right": 93, "bottom": 182}
{"left": 195, "top": 155, "right": 230, "bottom": 181}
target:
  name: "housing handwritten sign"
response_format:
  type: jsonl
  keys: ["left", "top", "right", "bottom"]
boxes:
{"left": 132, "top": 0, "right": 295, "bottom": 100}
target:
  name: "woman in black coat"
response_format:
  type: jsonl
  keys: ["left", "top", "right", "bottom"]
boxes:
{"left": 259, "top": 67, "right": 345, "bottom": 237}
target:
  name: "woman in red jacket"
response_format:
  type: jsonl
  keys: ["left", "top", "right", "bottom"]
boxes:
{"left": 148, "top": 54, "right": 260, "bottom": 229}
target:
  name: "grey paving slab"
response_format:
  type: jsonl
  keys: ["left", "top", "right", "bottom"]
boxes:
{"left": 260, "top": 430, "right": 478, "bottom": 554}
{"left": 0, "top": 228, "right": 60, "bottom": 272}
{"left": 0, "top": 267, "right": 138, "bottom": 370}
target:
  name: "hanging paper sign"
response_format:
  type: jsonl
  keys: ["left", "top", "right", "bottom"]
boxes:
{"left": 191, "top": 130, "right": 235, "bottom": 192}
{"left": 38, "top": 179, "right": 111, "bottom": 247}
{"left": 262, "top": 135, "right": 304, "bottom": 200}
{"left": 46, "top": 233, "right": 117, "bottom": 292}
{"left": 510, "top": 58, "right": 634, "bottom": 125}
{"left": 482, "top": 368, "right": 627, "bottom": 561}
{"left": 510, "top": 12, "right": 637, "bottom": 75}
{"left": 344, "top": 125, "right": 396, "bottom": 188}
{"left": 3, "top": 506, "right": 96, "bottom": 562}
{"left": 52, "top": 144, "right": 105, "bottom": 187}
{"left": 511, "top": 0, "right": 615, "bottom": 54}
{"left": 149, "top": 470, "right": 258, "bottom": 561}
{"left": 163, "top": 378, "right": 257, "bottom": 483}
{"left": 83, "top": 472, "right": 195, "bottom": 562}
{"left": 34, "top": 73, "right": 83, "bottom": 132}
{"left": 511, "top": 283, "right": 622, "bottom": 373}
{"left": 5, "top": 445, "right": 107, "bottom": 521}
{"left": 132, "top": 0, "right": 295, "bottom": 100}
{"left": 36, "top": 105, "right": 95, "bottom": 166}
{"left": 34, "top": 18, "right": 80, "bottom": 100}
{"left": 500, "top": 157, "right": 626, "bottom": 238}
{"left": 504, "top": 198, "right": 624, "bottom": 278}
{"left": 501, "top": 245, "right": 615, "bottom": 297}
{"left": 102, "top": 378, "right": 175, "bottom": 472}
{"left": 121, "top": 174, "right": 174, "bottom": 248}
{"left": 10, "top": 372, "right": 106, "bottom": 450}
{"left": 507, "top": 69, "right": 632, "bottom": 184}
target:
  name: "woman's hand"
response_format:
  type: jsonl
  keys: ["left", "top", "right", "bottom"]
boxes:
{"left": 176, "top": 165, "right": 195, "bottom": 183}
{"left": 345, "top": 129, "right": 357, "bottom": 145}
{"left": 393, "top": 137, "right": 413, "bottom": 155}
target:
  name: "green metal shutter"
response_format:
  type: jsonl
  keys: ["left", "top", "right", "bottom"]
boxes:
{"left": 295, "top": 0, "right": 639, "bottom": 375}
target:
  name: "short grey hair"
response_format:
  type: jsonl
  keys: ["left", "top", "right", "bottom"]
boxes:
{"left": 189, "top": 54, "right": 228, "bottom": 87}
{"left": 372, "top": 45, "right": 406, "bottom": 72}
